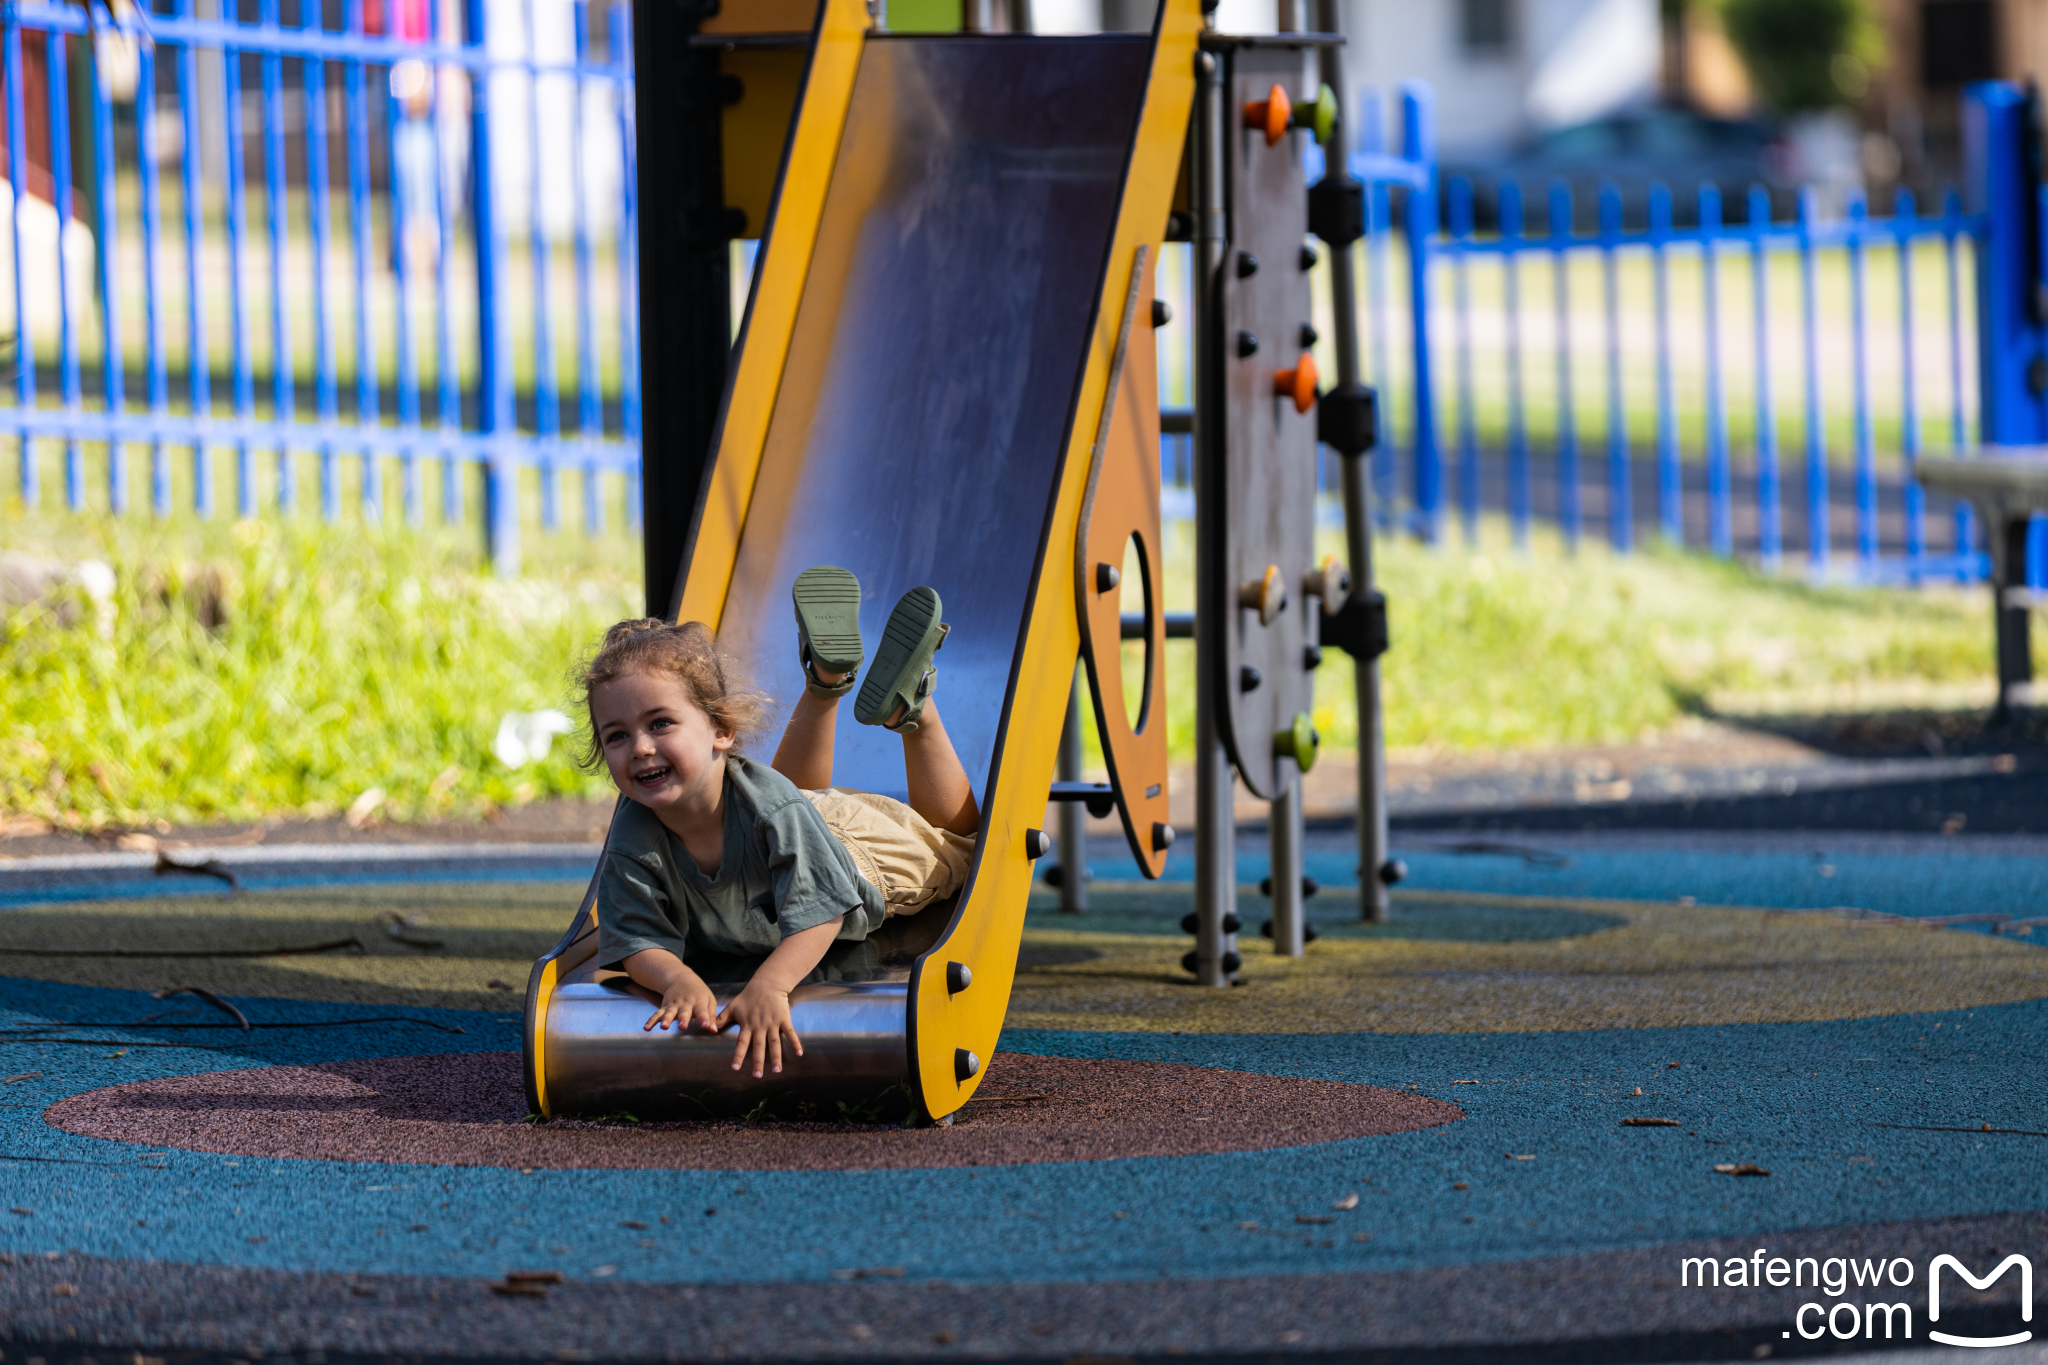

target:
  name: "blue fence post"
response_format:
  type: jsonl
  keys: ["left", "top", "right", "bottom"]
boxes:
{"left": 48, "top": 29, "right": 81, "bottom": 511}
{"left": 225, "top": 24, "right": 255, "bottom": 519}
{"left": 1944, "top": 190, "right": 1975, "bottom": 575}
{"left": 435, "top": 0, "right": 465, "bottom": 525}
{"left": 136, "top": 26, "right": 171, "bottom": 520}
{"left": 1649, "top": 183, "right": 1679, "bottom": 546}
{"left": 1358, "top": 88, "right": 1396, "bottom": 531}
{"left": 304, "top": 0, "right": 339, "bottom": 525}
{"left": 1749, "top": 185, "right": 1780, "bottom": 570}
{"left": 5, "top": 16, "right": 36, "bottom": 509}
{"left": 261, "top": 0, "right": 295, "bottom": 513}
{"left": 1598, "top": 182, "right": 1629, "bottom": 551}
{"left": 469, "top": 0, "right": 518, "bottom": 574}
{"left": 614, "top": 0, "right": 638, "bottom": 534}
{"left": 1964, "top": 81, "right": 2048, "bottom": 445}
{"left": 1448, "top": 175, "right": 1477, "bottom": 545}
{"left": 1897, "top": 188, "right": 1925, "bottom": 571}
{"left": 1847, "top": 190, "right": 1877, "bottom": 568}
{"left": 1797, "top": 187, "right": 1828, "bottom": 571}
{"left": 1700, "top": 183, "right": 1731, "bottom": 557}
{"left": 1500, "top": 179, "right": 1529, "bottom": 549}
{"left": 1399, "top": 83, "right": 1439, "bottom": 542}
{"left": 344, "top": 0, "right": 379, "bottom": 522}
{"left": 177, "top": 0, "right": 210, "bottom": 517}
{"left": 88, "top": 5, "right": 127, "bottom": 515}
{"left": 1549, "top": 180, "right": 1579, "bottom": 550}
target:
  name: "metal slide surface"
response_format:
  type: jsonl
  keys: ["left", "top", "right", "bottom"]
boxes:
{"left": 717, "top": 35, "right": 1153, "bottom": 802}
{"left": 529, "top": 3, "right": 1199, "bottom": 1120}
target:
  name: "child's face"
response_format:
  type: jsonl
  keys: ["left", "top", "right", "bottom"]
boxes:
{"left": 590, "top": 668, "right": 734, "bottom": 818}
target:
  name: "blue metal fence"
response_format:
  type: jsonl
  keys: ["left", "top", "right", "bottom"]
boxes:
{"left": 0, "top": 0, "right": 639, "bottom": 573}
{"left": 1332, "top": 82, "right": 1990, "bottom": 582}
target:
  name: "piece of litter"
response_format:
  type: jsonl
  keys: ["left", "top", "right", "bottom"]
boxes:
{"left": 1621, "top": 1118, "right": 1681, "bottom": 1127}
{"left": 1714, "top": 1163, "right": 1771, "bottom": 1177}
{"left": 2, "top": 1072, "right": 40, "bottom": 1083}
{"left": 1295, "top": 1215, "right": 1333, "bottom": 1225}
{"left": 1506, "top": 1154, "right": 1536, "bottom": 1161}
{"left": 1332, "top": 1193, "right": 1359, "bottom": 1210}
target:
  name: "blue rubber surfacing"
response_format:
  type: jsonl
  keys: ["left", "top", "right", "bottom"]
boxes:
{"left": 3, "top": 977, "right": 2045, "bottom": 1289}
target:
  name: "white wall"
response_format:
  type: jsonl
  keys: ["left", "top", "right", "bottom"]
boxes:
{"left": 1339, "top": 0, "right": 1658, "bottom": 157}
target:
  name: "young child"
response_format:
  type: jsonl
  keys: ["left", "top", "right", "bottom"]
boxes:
{"left": 580, "top": 567, "right": 980, "bottom": 1081}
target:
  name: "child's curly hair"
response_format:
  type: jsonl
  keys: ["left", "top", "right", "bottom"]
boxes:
{"left": 575, "top": 619, "right": 773, "bottom": 769}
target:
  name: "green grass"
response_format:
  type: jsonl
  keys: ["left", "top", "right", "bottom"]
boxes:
{"left": 1088, "top": 517, "right": 1994, "bottom": 766}
{"left": 1, "top": 506, "right": 637, "bottom": 831}
{"left": 0, "top": 506, "right": 1998, "bottom": 831}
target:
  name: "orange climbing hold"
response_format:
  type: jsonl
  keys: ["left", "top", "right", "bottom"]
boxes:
{"left": 1273, "top": 352, "right": 1318, "bottom": 413}
{"left": 1243, "top": 84, "right": 1291, "bottom": 146}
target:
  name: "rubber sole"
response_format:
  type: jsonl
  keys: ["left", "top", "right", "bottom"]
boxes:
{"left": 855, "top": 586, "right": 945, "bottom": 728}
{"left": 792, "top": 566, "right": 865, "bottom": 674}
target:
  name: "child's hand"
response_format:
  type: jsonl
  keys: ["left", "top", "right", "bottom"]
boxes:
{"left": 717, "top": 984, "right": 803, "bottom": 1078}
{"left": 645, "top": 974, "right": 720, "bottom": 1034}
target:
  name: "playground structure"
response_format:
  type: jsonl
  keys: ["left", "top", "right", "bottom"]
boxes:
{"left": 522, "top": 0, "right": 1394, "bottom": 1119}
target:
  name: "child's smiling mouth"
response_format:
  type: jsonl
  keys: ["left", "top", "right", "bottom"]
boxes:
{"left": 631, "top": 763, "right": 674, "bottom": 790}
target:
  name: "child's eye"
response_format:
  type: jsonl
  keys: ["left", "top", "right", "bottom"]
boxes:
{"left": 649, "top": 717, "right": 672, "bottom": 732}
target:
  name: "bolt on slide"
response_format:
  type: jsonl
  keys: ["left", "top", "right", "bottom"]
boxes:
{"left": 523, "top": 0, "right": 1200, "bottom": 1124}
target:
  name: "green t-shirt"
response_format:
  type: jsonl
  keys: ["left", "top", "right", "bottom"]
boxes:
{"left": 594, "top": 754, "right": 886, "bottom": 975}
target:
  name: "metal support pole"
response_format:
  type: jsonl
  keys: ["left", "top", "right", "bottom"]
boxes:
{"left": 1057, "top": 670, "right": 1089, "bottom": 913}
{"left": 1996, "top": 511, "right": 2034, "bottom": 723}
{"left": 1269, "top": 756, "right": 1304, "bottom": 954}
{"left": 1193, "top": 44, "right": 1237, "bottom": 987}
{"left": 1317, "top": 0, "right": 1391, "bottom": 920}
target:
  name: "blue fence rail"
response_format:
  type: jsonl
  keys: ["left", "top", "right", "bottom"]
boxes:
{"left": 0, "top": 0, "right": 639, "bottom": 573}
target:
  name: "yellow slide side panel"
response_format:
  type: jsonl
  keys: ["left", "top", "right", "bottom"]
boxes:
{"left": 530, "top": 956, "right": 560, "bottom": 1117}
{"left": 908, "top": 0, "right": 1204, "bottom": 1122}
{"left": 676, "top": 0, "right": 870, "bottom": 632}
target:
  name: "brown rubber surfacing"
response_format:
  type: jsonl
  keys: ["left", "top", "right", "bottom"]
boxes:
{"left": 46, "top": 1052, "right": 1462, "bottom": 1170}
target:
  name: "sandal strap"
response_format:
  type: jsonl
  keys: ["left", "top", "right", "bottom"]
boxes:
{"left": 881, "top": 665, "right": 936, "bottom": 733}
{"left": 803, "top": 646, "right": 857, "bottom": 699}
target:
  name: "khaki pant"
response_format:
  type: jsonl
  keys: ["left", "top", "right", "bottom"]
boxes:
{"left": 802, "top": 787, "right": 974, "bottom": 917}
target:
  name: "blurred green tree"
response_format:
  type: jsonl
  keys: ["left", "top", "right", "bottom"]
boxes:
{"left": 1718, "top": 0, "right": 1884, "bottom": 112}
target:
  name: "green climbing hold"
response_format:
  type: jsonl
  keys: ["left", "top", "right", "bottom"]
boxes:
{"left": 1274, "top": 711, "right": 1321, "bottom": 773}
{"left": 1292, "top": 84, "right": 1338, "bottom": 147}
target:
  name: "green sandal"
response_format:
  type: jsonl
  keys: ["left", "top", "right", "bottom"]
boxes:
{"left": 792, "top": 565, "right": 865, "bottom": 699}
{"left": 854, "top": 586, "right": 949, "bottom": 732}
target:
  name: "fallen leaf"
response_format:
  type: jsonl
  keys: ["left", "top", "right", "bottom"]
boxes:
{"left": 3, "top": 1072, "right": 41, "bottom": 1084}
{"left": 1506, "top": 1154, "right": 1536, "bottom": 1161}
{"left": 1332, "top": 1193, "right": 1359, "bottom": 1210}
{"left": 849, "top": 1325, "right": 874, "bottom": 1341}
{"left": 1667, "top": 1062, "right": 1680, "bottom": 1068}
{"left": 10, "top": 1207, "right": 31, "bottom": 1215}
{"left": 1451, "top": 1183, "right": 1468, "bottom": 1190}
{"left": 492, "top": 1282, "right": 547, "bottom": 1299}
{"left": 1237, "top": 1221, "right": 1261, "bottom": 1231}
{"left": 832, "top": 1266, "right": 906, "bottom": 1280}
{"left": 1295, "top": 1215, "right": 1334, "bottom": 1225}
{"left": 1714, "top": 1163, "right": 1771, "bottom": 1177}
{"left": 1621, "top": 1118, "right": 1681, "bottom": 1127}
{"left": 345, "top": 787, "right": 388, "bottom": 829}
{"left": 1353, "top": 1233, "right": 1371, "bottom": 1243}
{"left": 53, "top": 1283, "right": 77, "bottom": 1296}
{"left": 932, "top": 1332, "right": 957, "bottom": 1345}
{"left": 506, "top": 1271, "right": 565, "bottom": 1285}
{"left": 1451, "top": 1079, "right": 1479, "bottom": 1085}
{"left": 1279, "top": 1331, "right": 1304, "bottom": 1345}
{"left": 1633, "top": 1087, "right": 1643, "bottom": 1096}
{"left": 620, "top": 1220, "right": 649, "bottom": 1230}
{"left": 1111, "top": 1211, "right": 1128, "bottom": 1220}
